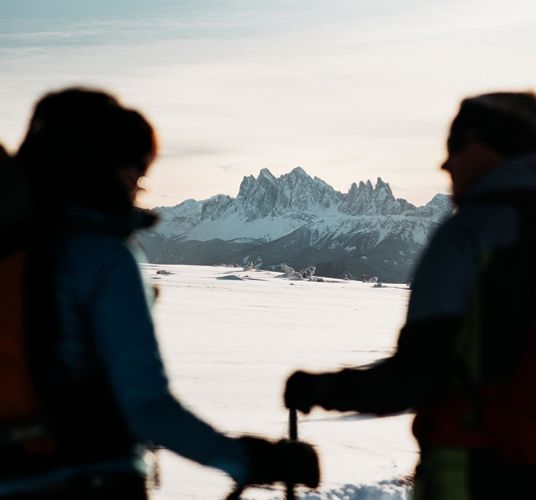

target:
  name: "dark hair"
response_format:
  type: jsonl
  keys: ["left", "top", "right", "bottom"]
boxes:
{"left": 448, "top": 91, "right": 536, "bottom": 158}
{"left": 17, "top": 87, "right": 158, "bottom": 213}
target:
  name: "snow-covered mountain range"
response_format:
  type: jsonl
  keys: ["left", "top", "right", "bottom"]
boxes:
{"left": 139, "top": 167, "right": 452, "bottom": 282}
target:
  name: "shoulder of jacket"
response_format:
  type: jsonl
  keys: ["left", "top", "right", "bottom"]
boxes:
{"left": 60, "top": 232, "right": 137, "bottom": 272}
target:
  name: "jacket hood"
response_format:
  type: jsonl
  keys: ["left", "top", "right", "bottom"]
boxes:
{"left": 464, "top": 152, "right": 536, "bottom": 202}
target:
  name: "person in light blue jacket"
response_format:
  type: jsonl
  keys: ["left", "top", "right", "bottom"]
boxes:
{"left": 3, "top": 87, "right": 319, "bottom": 499}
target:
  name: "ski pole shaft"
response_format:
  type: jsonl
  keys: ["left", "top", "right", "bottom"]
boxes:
{"left": 289, "top": 407, "right": 298, "bottom": 441}
{"left": 286, "top": 407, "right": 298, "bottom": 500}
{"left": 226, "top": 485, "right": 244, "bottom": 500}
{"left": 226, "top": 409, "right": 299, "bottom": 500}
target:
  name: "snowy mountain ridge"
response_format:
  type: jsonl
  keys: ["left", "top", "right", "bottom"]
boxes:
{"left": 153, "top": 167, "right": 450, "bottom": 242}
{"left": 140, "top": 167, "right": 452, "bottom": 282}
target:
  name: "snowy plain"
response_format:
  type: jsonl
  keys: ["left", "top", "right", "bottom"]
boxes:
{"left": 142, "top": 264, "right": 419, "bottom": 500}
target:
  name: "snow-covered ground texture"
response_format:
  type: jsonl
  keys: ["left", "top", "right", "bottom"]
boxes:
{"left": 145, "top": 264, "right": 418, "bottom": 500}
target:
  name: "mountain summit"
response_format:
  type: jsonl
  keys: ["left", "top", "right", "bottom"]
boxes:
{"left": 140, "top": 168, "right": 451, "bottom": 282}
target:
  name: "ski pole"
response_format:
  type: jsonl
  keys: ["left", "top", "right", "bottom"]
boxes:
{"left": 226, "top": 408, "right": 299, "bottom": 500}
{"left": 286, "top": 407, "right": 298, "bottom": 500}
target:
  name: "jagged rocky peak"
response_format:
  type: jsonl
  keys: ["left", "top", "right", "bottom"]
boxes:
{"left": 421, "top": 193, "right": 452, "bottom": 222}
{"left": 237, "top": 174, "right": 257, "bottom": 198}
{"left": 346, "top": 181, "right": 368, "bottom": 199}
{"left": 280, "top": 167, "right": 312, "bottom": 191}
{"left": 143, "top": 166, "right": 453, "bottom": 281}
{"left": 313, "top": 175, "right": 332, "bottom": 189}
{"left": 152, "top": 167, "right": 451, "bottom": 241}
{"left": 235, "top": 168, "right": 422, "bottom": 218}
{"left": 279, "top": 167, "right": 340, "bottom": 211}
{"left": 426, "top": 193, "right": 451, "bottom": 207}
{"left": 258, "top": 167, "right": 276, "bottom": 181}
{"left": 234, "top": 168, "right": 281, "bottom": 221}
{"left": 340, "top": 181, "right": 373, "bottom": 215}
{"left": 234, "top": 167, "right": 340, "bottom": 217}
{"left": 286, "top": 166, "right": 309, "bottom": 180}
{"left": 238, "top": 168, "right": 276, "bottom": 198}
{"left": 288, "top": 165, "right": 306, "bottom": 175}
{"left": 340, "top": 177, "right": 414, "bottom": 216}
{"left": 371, "top": 177, "right": 397, "bottom": 209}
{"left": 374, "top": 177, "right": 394, "bottom": 198}
{"left": 201, "top": 194, "right": 233, "bottom": 220}
{"left": 349, "top": 178, "right": 382, "bottom": 195}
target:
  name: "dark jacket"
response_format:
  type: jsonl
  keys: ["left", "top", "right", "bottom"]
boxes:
{"left": 316, "top": 153, "right": 536, "bottom": 420}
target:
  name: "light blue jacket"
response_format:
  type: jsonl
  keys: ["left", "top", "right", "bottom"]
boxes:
{"left": 0, "top": 208, "right": 247, "bottom": 495}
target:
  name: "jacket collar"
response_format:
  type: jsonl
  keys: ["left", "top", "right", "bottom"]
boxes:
{"left": 62, "top": 204, "right": 158, "bottom": 238}
{"left": 461, "top": 152, "right": 536, "bottom": 204}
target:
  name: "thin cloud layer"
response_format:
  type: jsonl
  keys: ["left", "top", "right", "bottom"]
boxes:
{"left": 1, "top": 0, "right": 534, "bottom": 206}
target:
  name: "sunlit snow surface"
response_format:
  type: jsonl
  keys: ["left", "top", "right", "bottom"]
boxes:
{"left": 143, "top": 264, "right": 418, "bottom": 500}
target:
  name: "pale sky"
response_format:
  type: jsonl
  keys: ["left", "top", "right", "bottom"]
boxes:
{"left": 1, "top": 0, "right": 535, "bottom": 207}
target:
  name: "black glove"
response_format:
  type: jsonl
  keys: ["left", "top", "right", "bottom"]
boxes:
{"left": 238, "top": 436, "right": 320, "bottom": 489}
{"left": 284, "top": 370, "right": 334, "bottom": 414}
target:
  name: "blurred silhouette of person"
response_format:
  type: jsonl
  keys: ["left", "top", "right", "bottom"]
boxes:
{"left": 285, "top": 92, "right": 536, "bottom": 499}
{"left": 0, "top": 88, "right": 319, "bottom": 499}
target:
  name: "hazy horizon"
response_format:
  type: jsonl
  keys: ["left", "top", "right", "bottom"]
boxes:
{"left": 1, "top": 0, "right": 535, "bottom": 207}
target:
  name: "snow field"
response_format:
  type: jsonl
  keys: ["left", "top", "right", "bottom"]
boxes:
{"left": 144, "top": 264, "right": 418, "bottom": 499}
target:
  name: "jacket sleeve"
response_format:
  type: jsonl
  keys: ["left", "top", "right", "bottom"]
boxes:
{"left": 86, "top": 242, "right": 247, "bottom": 482}
{"left": 314, "top": 316, "right": 464, "bottom": 415}
{"left": 314, "top": 205, "right": 520, "bottom": 415}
